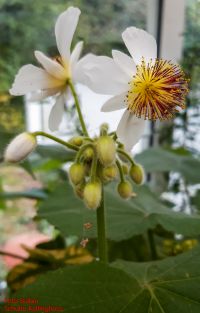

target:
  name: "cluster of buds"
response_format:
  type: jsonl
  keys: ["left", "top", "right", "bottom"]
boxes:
{"left": 68, "top": 124, "right": 145, "bottom": 210}
{"left": 4, "top": 125, "right": 145, "bottom": 211}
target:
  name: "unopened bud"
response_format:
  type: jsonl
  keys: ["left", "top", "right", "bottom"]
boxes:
{"left": 4, "top": 132, "right": 37, "bottom": 163}
{"left": 83, "top": 180, "right": 102, "bottom": 210}
{"left": 69, "top": 136, "right": 83, "bottom": 147}
{"left": 117, "top": 181, "right": 133, "bottom": 199}
{"left": 102, "top": 165, "right": 118, "bottom": 181}
{"left": 83, "top": 147, "right": 94, "bottom": 161}
{"left": 96, "top": 136, "right": 116, "bottom": 166}
{"left": 100, "top": 123, "right": 109, "bottom": 135}
{"left": 69, "top": 163, "right": 85, "bottom": 185}
{"left": 129, "top": 164, "right": 145, "bottom": 185}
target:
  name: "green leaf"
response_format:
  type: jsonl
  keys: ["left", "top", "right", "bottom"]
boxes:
{"left": 36, "top": 144, "right": 75, "bottom": 162}
{"left": 0, "top": 189, "right": 47, "bottom": 200}
{"left": 8, "top": 246, "right": 200, "bottom": 312}
{"left": 136, "top": 147, "right": 200, "bottom": 184}
{"left": 113, "top": 245, "right": 200, "bottom": 312}
{"left": 38, "top": 182, "right": 200, "bottom": 241}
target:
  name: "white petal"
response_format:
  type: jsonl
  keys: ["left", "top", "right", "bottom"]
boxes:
{"left": 101, "top": 93, "right": 127, "bottom": 112}
{"left": 10, "top": 65, "right": 63, "bottom": 96}
{"left": 78, "top": 55, "right": 129, "bottom": 95}
{"left": 117, "top": 110, "right": 146, "bottom": 150}
{"left": 55, "top": 7, "right": 80, "bottom": 62}
{"left": 70, "top": 41, "right": 83, "bottom": 66}
{"left": 29, "top": 88, "right": 60, "bottom": 102}
{"left": 34, "top": 51, "right": 66, "bottom": 80}
{"left": 122, "top": 27, "right": 157, "bottom": 64}
{"left": 72, "top": 53, "right": 96, "bottom": 83}
{"left": 48, "top": 95, "right": 65, "bottom": 131}
{"left": 112, "top": 50, "right": 136, "bottom": 77}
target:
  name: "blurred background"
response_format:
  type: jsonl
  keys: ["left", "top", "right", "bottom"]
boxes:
{"left": 0, "top": 0, "right": 200, "bottom": 299}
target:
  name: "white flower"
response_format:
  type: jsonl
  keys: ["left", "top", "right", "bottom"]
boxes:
{"left": 83, "top": 27, "right": 188, "bottom": 150}
{"left": 10, "top": 7, "right": 90, "bottom": 131}
{"left": 4, "top": 133, "right": 37, "bottom": 163}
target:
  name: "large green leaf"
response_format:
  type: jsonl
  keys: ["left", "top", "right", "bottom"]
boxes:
{"left": 38, "top": 182, "right": 200, "bottom": 241}
{"left": 113, "top": 245, "right": 200, "bottom": 312}
{"left": 7, "top": 246, "right": 200, "bottom": 312}
{"left": 136, "top": 147, "right": 200, "bottom": 184}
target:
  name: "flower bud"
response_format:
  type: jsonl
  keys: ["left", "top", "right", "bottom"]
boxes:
{"left": 4, "top": 132, "right": 37, "bottom": 163}
{"left": 83, "top": 147, "right": 94, "bottom": 161}
{"left": 69, "top": 136, "right": 83, "bottom": 147}
{"left": 83, "top": 180, "right": 102, "bottom": 210}
{"left": 69, "top": 163, "right": 85, "bottom": 185}
{"left": 129, "top": 164, "right": 145, "bottom": 185}
{"left": 117, "top": 181, "right": 134, "bottom": 199}
{"left": 96, "top": 136, "right": 116, "bottom": 166}
{"left": 102, "top": 165, "right": 118, "bottom": 181}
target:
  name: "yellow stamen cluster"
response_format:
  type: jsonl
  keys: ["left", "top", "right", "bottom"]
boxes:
{"left": 126, "top": 58, "right": 189, "bottom": 120}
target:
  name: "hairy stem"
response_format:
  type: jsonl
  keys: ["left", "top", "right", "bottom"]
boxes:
{"left": 97, "top": 188, "right": 108, "bottom": 263}
{"left": 116, "top": 159, "right": 125, "bottom": 182}
{"left": 33, "top": 131, "right": 78, "bottom": 151}
{"left": 117, "top": 149, "right": 135, "bottom": 165}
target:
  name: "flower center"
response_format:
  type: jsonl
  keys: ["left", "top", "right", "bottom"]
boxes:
{"left": 126, "top": 58, "right": 189, "bottom": 120}
{"left": 54, "top": 56, "right": 71, "bottom": 79}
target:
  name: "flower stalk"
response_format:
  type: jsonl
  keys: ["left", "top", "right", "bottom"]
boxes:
{"left": 33, "top": 131, "right": 78, "bottom": 151}
{"left": 68, "top": 79, "right": 89, "bottom": 137}
{"left": 96, "top": 187, "right": 108, "bottom": 263}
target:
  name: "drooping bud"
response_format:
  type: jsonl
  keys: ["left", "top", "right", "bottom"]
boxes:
{"left": 102, "top": 165, "right": 118, "bottom": 181}
{"left": 4, "top": 132, "right": 37, "bottom": 163}
{"left": 69, "top": 163, "right": 85, "bottom": 185}
{"left": 69, "top": 136, "right": 83, "bottom": 147}
{"left": 83, "top": 147, "right": 94, "bottom": 161}
{"left": 129, "top": 164, "right": 145, "bottom": 185}
{"left": 96, "top": 136, "right": 116, "bottom": 166}
{"left": 117, "top": 181, "right": 134, "bottom": 199}
{"left": 83, "top": 180, "right": 102, "bottom": 210}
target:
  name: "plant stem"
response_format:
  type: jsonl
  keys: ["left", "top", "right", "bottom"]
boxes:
{"left": 97, "top": 188, "right": 108, "bottom": 263}
{"left": 147, "top": 229, "right": 158, "bottom": 260}
{"left": 90, "top": 152, "right": 98, "bottom": 182}
{"left": 116, "top": 159, "right": 125, "bottom": 182}
{"left": 0, "top": 250, "right": 26, "bottom": 260}
{"left": 75, "top": 143, "right": 94, "bottom": 162}
{"left": 33, "top": 131, "right": 78, "bottom": 151}
{"left": 117, "top": 149, "right": 135, "bottom": 165}
{"left": 68, "top": 80, "right": 89, "bottom": 137}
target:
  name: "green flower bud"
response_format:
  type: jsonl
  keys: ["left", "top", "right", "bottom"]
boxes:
{"left": 83, "top": 180, "right": 102, "bottom": 210}
{"left": 96, "top": 136, "right": 116, "bottom": 166}
{"left": 69, "top": 136, "right": 83, "bottom": 147}
{"left": 102, "top": 165, "right": 118, "bottom": 181}
{"left": 129, "top": 164, "right": 145, "bottom": 185}
{"left": 4, "top": 132, "right": 37, "bottom": 163}
{"left": 83, "top": 147, "right": 94, "bottom": 161}
{"left": 69, "top": 163, "right": 85, "bottom": 185}
{"left": 117, "top": 181, "right": 133, "bottom": 199}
